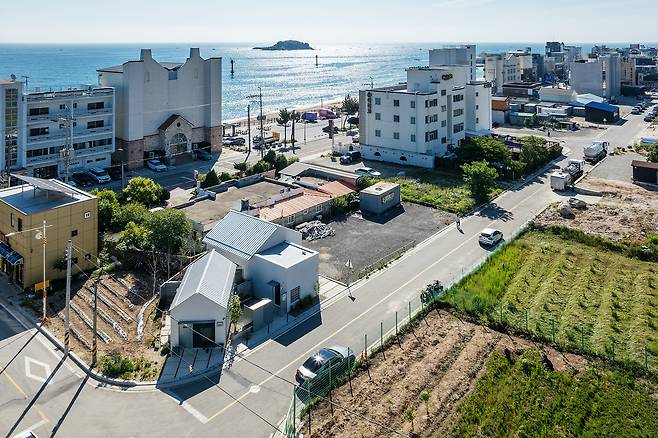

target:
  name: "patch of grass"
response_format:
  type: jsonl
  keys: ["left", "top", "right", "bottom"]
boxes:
{"left": 441, "top": 230, "right": 658, "bottom": 372}
{"left": 383, "top": 168, "right": 503, "bottom": 215}
{"left": 451, "top": 349, "right": 658, "bottom": 437}
{"left": 98, "top": 352, "right": 159, "bottom": 381}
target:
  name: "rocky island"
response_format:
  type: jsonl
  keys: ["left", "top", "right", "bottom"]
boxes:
{"left": 253, "top": 40, "right": 314, "bottom": 51}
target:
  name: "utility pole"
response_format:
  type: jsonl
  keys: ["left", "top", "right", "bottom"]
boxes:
{"left": 40, "top": 220, "right": 48, "bottom": 322}
{"left": 246, "top": 105, "right": 252, "bottom": 160}
{"left": 64, "top": 240, "right": 72, "bottom": 354}
{"left": 259, "top": 87, "right": 264, "bottom": 159}
{"left": 55, "top": 103, "right": 75, "bottom": 184}
{"left": 92, "top": 269, "right": 100, "bottom": 366}
{"left": 291, "top": 110, "right": 296, "bottom": 154}
{"left": 118, "top": 148, "right": 126, "bottom": 190}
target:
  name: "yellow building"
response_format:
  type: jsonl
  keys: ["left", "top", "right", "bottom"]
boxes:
{"left": 0, "top": 175, "right": 98, "bottom": 289}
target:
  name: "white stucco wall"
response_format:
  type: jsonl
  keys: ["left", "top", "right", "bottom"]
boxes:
{"left": 170, "top": 294, "right": 228, "bottom": 348}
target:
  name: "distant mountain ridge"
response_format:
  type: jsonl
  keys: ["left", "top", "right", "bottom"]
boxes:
{"left": 253, "top": 40, "right": 314, "bottom": 51}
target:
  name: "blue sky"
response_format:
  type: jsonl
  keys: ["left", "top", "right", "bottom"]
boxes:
{"left": 2, "top": 0, "right": 656, "bottom": 44}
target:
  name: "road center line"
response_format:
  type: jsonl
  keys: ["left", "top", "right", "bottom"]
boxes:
{"left": 205, "top": 178, "right": 550, "bottom": 422}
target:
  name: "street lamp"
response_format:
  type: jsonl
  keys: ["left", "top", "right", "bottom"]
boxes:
{"left": 6, "top": 220, "right": 52, "bottom": 322}
{"left": 117, "top": 147, "right": 126, "bottom": 190}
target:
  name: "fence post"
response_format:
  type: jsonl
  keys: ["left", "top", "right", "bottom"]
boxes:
{"left": 348, "top": 361, "right": 353, "bottom": 397}
{"left": 307, "top": 384, "right": 311, "bottom": 435}
{"left": 292, "top": 387, "right": 296, "bottom": 437}
{"left": 365, "top": 333, "right": 371, "bottom": 381}
{"left": 328, "top": 365, "right": 334, "bottom": 416}
{"left": 380, "top": 321, "right": 385, "bottom": 359}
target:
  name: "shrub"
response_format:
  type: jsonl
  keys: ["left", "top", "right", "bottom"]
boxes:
{"left": 461, "top": 160, "right": 498, "bottom": 202}
{"left": 99, "top": 352, "right": 135, "bottom": 378}
{"left": 201, "top": 169, "right": 220, "bottom": 188}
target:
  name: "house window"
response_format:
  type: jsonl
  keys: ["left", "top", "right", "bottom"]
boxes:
{"left": 410, "top": 117, "right": 416, "bottom": 124}
{"left": 29, "top": 107, "right": 49, "bottom": 116}
{"left": 73, "top": 103, "right": 77, "bottom": 109}
{"left": 314, "top": 204, "right": 323, "bottom": 214}
{"left": 441, "top": 89, "right": 447, "bottom": 96}
{"left": 290, "top": 286, "right": 300, "bottom": 303}
{"left": 59, "top": 104, "right": 65, "bottom": 110}
{"left": 17, "top": 218, "right": 22, "bottom": 232}
{"left": 476, "top": 92, "right": 479, "bottom": 97}
{"left": 87, "top": 102, "right": 105, "bottom": 110}
{"left": 453, "top": 94, "right": 464, "bottom": 102}
{"left": 375, "top": 130, "right": 381, "bottom": 137}
{"left": 441, "top": 105, "right": 447, "bottom": 112}
{"left": 393, "top": 99, "right": 400, "bottom": 107}
{"left": 476, "top": 105, "right": 479, "bottom": 110}
{"left": 375, "top": 97, "right": 381, "bottom": 105}
{"left": 84, "top": 211, "right": 91, "bottom": 219}
{"left": 453, "top": 109, "right": 464, "bottom": 117}
{"left": 425, "top": 130, "right": 438, "bottom": 141}
{"left": 168, "top": 70, "right": 178, "bottom": 80}
{"left": 410, "top": 134, "right": 416, "bottom": 142}
{"left": 453, "top": 123, "right": 464, "bottom": 133}
{"left": 441, "top": 137, "right": 447, "bottom": 143}
{"left": 29, "top": 127, "right": 49, "bottom": 137}
{"left": 375, "top": 113, "right": 381, "bottom": 121}
{"left": 393, "top": 132, "right": 400, "bottom": 140}
{"left": 87, "top": 120, "right": 104, "bottom": 129}
{"left": 71, "top": 229, "right": 78, "bottom": 237}
{"left": 393, "top": 115, "right": 400, "bottom": 123}
{"left": 476, "top": 117, "right": 480, "bottom": 124}
{"left": 286, "top": 215, "right": 295, "bottom": 225}
{"left": 410, "top": 101, "right": 416, "bottom": 109}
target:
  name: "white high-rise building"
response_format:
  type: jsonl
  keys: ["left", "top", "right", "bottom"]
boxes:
{"left": 429, "top": 45, "right": 477, "bottom": 81}
{"left": 0, "top": 78, "right": 115, "bottom": 180}
{"left": 98, "top": 48, "right": 222, "bottom": 169}
{"left": 359, "top": 52, "right": 492, "bottom": 169}
{"left": 569, "top": 54, "right": 622, "bottom": 99}
{"left": 484, "top": 51, "right": 533, "bottom": 93}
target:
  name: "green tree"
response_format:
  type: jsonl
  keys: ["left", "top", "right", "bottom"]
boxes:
{"left": 647, "top": 144, "right": 658, "bottom": 163}
{"left": 123, "top": 177, "right": 163, "bottom": 207}
{"left": 91, "top": 189, "right": 119, "bottom": 233}
{"left": 341, "top": 94, "right": 359, "bottom": 129}
{"left": 274, "top": 153, "right": 289, "bottom": 171}
{"left": 228, "top": 294, "right": 243, "bottom": 334}
{"left": 276, "top": 108, "right": 292, "bottom": 145}
{"left": 420, "top": 390, "right": 431, "bottom": 417}
{"left": 461, "top": 160, "right": 498, "bottom": 202}
{"left": 457, "top": 137, "right": 511, "bottom": 167}
{"left": 144, "top": 209, "right": 191, "bottom": 255}
{"left": 290, "top": 110, "right": 300, "bottom": 148}
{"left": 250, "top": 160, "right": 273, "bottom": 175}
{"left": 233, "top": 162, "right": 248, "bottom": 176}
{"left": 356, "top": 176, "right": 376, "bottom": 190}
{"left": 201, "top": 169, "right": 220, "bottom": 188}
{"left": 403, "top": 408, "right": 415, "bottom": 431}
{"left": 219, "top": 172, "right": 234, "bottom": 182}
{"left": 263, "top": 149, "right": 277, "bottom": 165}
{"left": 113, "top": 203, "right": 149, "bottom": 232}
{"left": 118, "top": 221, "right": 151, "bottom": 250}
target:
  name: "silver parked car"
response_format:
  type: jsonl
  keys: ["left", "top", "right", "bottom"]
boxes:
{"left": 479, "top": 228, "right": 503, "bottom": 247}
{"left": 295, "top": 345, "right": 353, "bottom": 385}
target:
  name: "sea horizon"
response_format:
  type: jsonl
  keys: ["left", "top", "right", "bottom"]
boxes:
{"left": 2, "top": 41, "right": 655, "bottom": 120}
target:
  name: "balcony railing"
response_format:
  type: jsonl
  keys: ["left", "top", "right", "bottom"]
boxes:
{"left": 27, "top": 107, "right": 113, "bottom": 124}
{"left": 26, "top": 144, "right": 115, "bottom": 166}
{"left": 27, "top": 126, "right": 113, "bottom": 144}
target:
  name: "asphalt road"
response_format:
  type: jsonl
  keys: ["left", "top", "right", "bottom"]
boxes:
{"left": 0, "top": 109, "right": 652, "bottom": 438}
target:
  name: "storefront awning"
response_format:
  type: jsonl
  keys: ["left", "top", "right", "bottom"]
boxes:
{"left": 0, "top": 242, "right": 23, "bottom": 266}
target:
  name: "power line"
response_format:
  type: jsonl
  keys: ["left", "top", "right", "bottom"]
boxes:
{"left": 68, "top": 244, "right": 410, "bottom": 437}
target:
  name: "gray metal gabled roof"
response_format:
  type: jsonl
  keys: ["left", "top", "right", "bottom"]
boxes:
{"left": 203, "top": 210, "right": 279, "bottom": 261}
{"left": 170, "top": 250, "right": 236, "bottom": 310}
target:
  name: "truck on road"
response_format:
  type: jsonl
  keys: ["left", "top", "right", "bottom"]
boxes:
{"left": 583, "top": 140, "right": 609, "bottom": 163}
{"left": 301, "top": 112, "right": 318, "bottom": 123}
{"left": 550, "top": 159, "right": 585, "bottom": 191}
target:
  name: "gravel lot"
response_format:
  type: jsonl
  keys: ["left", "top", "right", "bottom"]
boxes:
{"left": 304, "top": 202, "right": 454, "bottom": 283}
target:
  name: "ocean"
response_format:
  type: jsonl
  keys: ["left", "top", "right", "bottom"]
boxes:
{"left": 0, "top": 42, "right": 622, "bottom": 121}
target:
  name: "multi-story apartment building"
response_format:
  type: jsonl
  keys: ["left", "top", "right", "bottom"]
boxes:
{"left": 0, "top": 175, "right": 98, "bottom": 289}
{"left": 98, "top": 48, "right": 222, "bottom": 170}
{"left": 0, "top": 79, "right": 115, "bottom": 180}
{"left": 359, "top": 60, "right": 492, "bottom": 169}
{"left": 570, "top": 54, "right": 622, "bottom": 99}
{"left": 485, "top": 53, "right": 525, "bottom": 94}
{"left": 429, "top": 45, "right": 477, "bottom": 81}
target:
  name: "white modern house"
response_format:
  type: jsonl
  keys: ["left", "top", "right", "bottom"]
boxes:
{"left": 358, "top": 51, "right": 492, "bottom": 169}
{"left": 569, "top": 54, "right": 622, "bottom": 100}
{"left": 429, "top": 45, "right": 477, "bottom": 81}
{"left": 169, "top": 249, "right": 236, "bottom": 349}
{"left": 0, "top": 78, "right": 115, "bottom": 179}
{"left": 97, "top": 48, "right": 222, "bottom": 169}
{"left": 203, "top": 210, "right": 319, "bottom": 317}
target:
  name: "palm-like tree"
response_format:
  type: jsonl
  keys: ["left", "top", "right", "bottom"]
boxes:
{"left": 277, "top": 108, "right": 292, "bottom": 145}
{"left": 341, "top": 94, "right": 359, "bottom": 129}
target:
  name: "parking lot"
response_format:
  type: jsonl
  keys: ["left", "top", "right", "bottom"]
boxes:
{"left": 304, "top": 202, "right": 455, "bottom": 283}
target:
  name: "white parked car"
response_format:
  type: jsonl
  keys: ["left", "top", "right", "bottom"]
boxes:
{"left": 354, "top": 167, "right": 382, "bottom": 177}
{"left": 146, "top": 159, "right": 167, "bottom": 172}
{"left": 86, "top": 167, "right": 111, "bottom": 184}
{"left": 479, "top": 228, "right": 503, "bottom": 247}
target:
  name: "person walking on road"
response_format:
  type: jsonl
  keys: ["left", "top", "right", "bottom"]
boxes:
{"left": 455, "top": 216, "right": 463, "bottom": 233}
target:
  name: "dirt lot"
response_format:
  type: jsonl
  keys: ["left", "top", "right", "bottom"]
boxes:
{"left": 304, "top": 203, "right": 454, "bottom": 283}
{"left": 35, "top": 270, "right": 164, "bottom": 380}
{"left": 536, "top": 177, "right": 658, "bottom": 243}
{"left": 306, "top": 309, "right": 587, "bottom": 438}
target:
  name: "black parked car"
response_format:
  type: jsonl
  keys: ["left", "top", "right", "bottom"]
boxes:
{"left": 71, "top": 172, "right": 94, "bottom": 187}
{"left": 104, "top": 166, "right": 122, "bottom": 181}
{"left": 322, "top": 125, "right": 339, "bottom": 134}
{"left": 195, "top": 149, "right": 213, "bottom": 161}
